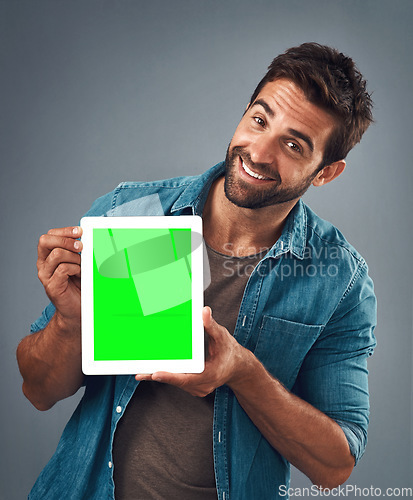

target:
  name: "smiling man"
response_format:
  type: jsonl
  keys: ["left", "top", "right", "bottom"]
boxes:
{"left": 224, "top": 79, "right": 342, "bottom": 210}
{"left": 18, "top": 43, "right": 376, "bottom": 500}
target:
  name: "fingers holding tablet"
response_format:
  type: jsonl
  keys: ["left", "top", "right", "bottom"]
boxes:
{"left": 37, "top": 226, "right": 83, "bottom": 324}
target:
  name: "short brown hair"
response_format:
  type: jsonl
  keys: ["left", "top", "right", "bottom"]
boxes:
{"left": 249, "top": 42, "right": 373, "bottom": 169}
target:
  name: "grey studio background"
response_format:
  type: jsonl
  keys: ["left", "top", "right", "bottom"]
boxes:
{"left": 1, "top": 1, "right": 412, "bottom": 498}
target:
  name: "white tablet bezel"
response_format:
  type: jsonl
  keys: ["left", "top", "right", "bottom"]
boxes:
{"left": 80, "top": 215, "right": 204, "bottom": 375}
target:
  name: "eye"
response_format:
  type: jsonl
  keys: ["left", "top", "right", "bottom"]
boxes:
{"left": 286, "top": 141, "right": 301, "bottom": 153}
{"left": 253, "top": 116, "right": 265, "bottom": 127}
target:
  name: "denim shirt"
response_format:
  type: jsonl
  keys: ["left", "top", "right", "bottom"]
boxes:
{"left": 29, "top": 162, "right": 376, "bottom": 500}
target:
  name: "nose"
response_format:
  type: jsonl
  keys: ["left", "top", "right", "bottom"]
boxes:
{"left": 249, "top": 134, "right": 276, "bottom": 166}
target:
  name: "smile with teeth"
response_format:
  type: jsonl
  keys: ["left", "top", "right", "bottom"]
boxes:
{"left": 242, "top": 160, "right": 272, "bottom": 180}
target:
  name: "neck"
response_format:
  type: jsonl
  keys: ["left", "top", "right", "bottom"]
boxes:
{"left": 202, "top": 177, "right": 298, "bottom": 257}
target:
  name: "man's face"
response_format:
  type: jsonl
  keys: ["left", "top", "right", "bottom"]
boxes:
{"left": 224, "top": 78, "right": 337, "bottom": 209}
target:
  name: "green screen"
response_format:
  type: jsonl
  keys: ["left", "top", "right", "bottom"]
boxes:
{"left": 93, "top": 228, "right": 192, "bottom": 360}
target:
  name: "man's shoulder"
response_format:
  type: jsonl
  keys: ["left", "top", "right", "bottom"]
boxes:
{"left": 111, "top": 174, "right": 198, "bottom": 215}
{"left": 83, "top": 163, "right": 225, "bottom": 218}
{"left": 302, "top": 202, "right": 366, "bottom": 266}
{"left": 116, "top": 173, "right": 198, "bottom": 192}
{"left": 86, "top": 174, "right": 198, "bottom": 217}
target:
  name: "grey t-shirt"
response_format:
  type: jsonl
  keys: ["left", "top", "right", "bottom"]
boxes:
{"left": 112, "top": 245, "right": 266, "bottom": 499}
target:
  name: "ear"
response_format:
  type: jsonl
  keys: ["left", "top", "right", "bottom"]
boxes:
{"left": 312, "top": 160, "right": 346, "bottom": 187}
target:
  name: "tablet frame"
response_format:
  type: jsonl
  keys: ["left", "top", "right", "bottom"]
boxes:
{"left": 80, "top": 215, "right": 204, "bottom": 375}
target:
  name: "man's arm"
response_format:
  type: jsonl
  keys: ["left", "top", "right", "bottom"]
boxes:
{"left": 136, "top": 307, "right": 355, "bottom": 490}
{"left": 16, "top": 226, "right": 84, "bottom": 411}
{"left": 230, "top": 348, "right": 355, "bottom": 489}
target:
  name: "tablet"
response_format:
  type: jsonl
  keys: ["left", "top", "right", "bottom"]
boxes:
{"left": 80, "top": 215, "right": 204, "bottom": 375}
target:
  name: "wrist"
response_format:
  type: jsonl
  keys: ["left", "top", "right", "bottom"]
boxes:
{"left": 227, "top": 345, "right": 261, "bottom": 391}
{"left": 53, "top": 311, "right": 81, "bottom": 339}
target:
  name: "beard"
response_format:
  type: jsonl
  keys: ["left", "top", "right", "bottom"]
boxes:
{"left": 224, "top": 145, "right": 319, "bottom": 209}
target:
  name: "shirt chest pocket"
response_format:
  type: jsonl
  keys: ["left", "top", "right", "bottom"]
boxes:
{"left": 254, "top": 316, "right": 323, "bottom": 390}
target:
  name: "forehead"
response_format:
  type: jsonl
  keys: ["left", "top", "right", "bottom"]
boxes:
{"left": 253, "top": 78, "right": 337, "bottom": 151}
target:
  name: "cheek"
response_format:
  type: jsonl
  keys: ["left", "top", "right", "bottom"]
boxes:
{"left": 275, "top": 159, "right": 298, "bottom": 179}
{"left": 275, "top": 162, "right": 311, "bottom": 186}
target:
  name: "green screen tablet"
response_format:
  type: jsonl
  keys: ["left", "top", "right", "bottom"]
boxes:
{"left": 80, "top": 216, "right": 204, "bottom": 375}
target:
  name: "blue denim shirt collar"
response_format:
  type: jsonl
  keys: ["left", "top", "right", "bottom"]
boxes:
{"left": 171, "top": 161, "right": 307, "bottom": 261}
{"left": 271, "top": 200, "right": 307, "bottom": 261}
{"left": 170, "top": 161, "right": 225, "bottom": 215}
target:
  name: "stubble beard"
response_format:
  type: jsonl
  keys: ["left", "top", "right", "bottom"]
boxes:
{"left": 224, "top": 145, "right": 319, "bottom": 209}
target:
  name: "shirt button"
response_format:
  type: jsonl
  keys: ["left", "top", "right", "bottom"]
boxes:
{"left": 116, "top": 406, "right": 122, "bottom": 414}
{"left": 108, "top": 461, "right": 113, "bottom": 469}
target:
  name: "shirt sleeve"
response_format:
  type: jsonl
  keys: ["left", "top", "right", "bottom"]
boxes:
{"left": 30, "top": 302, "right": 56, "bottom": 333}
{"left": 293, "top": 261, "right": 377, "bottom": 465}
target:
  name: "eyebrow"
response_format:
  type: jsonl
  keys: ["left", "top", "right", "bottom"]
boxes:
{"left": 251, "top": 99, "right": 314, "bottom": 153}
{"left": 288, "top": 128, "right": 314, "bottom": 153}
{"left": 251, "top": 98, "right": 275, "bottom": 118}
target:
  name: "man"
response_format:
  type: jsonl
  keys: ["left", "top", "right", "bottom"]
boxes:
{"left": 17, "top": 43, "right": 376, "bottom": 499}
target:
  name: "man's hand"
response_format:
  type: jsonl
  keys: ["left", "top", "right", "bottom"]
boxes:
{"left": 37, "top": 226, "right": 83, "bottom": 329}
{"left": 17, "top": 225, "right": 85, "bottom": 410}
{"left": 135, "top": 306, "right": 250, "bottom": 396}
{"left": 136, "top": 307, "right": 354, "bottom": 489}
